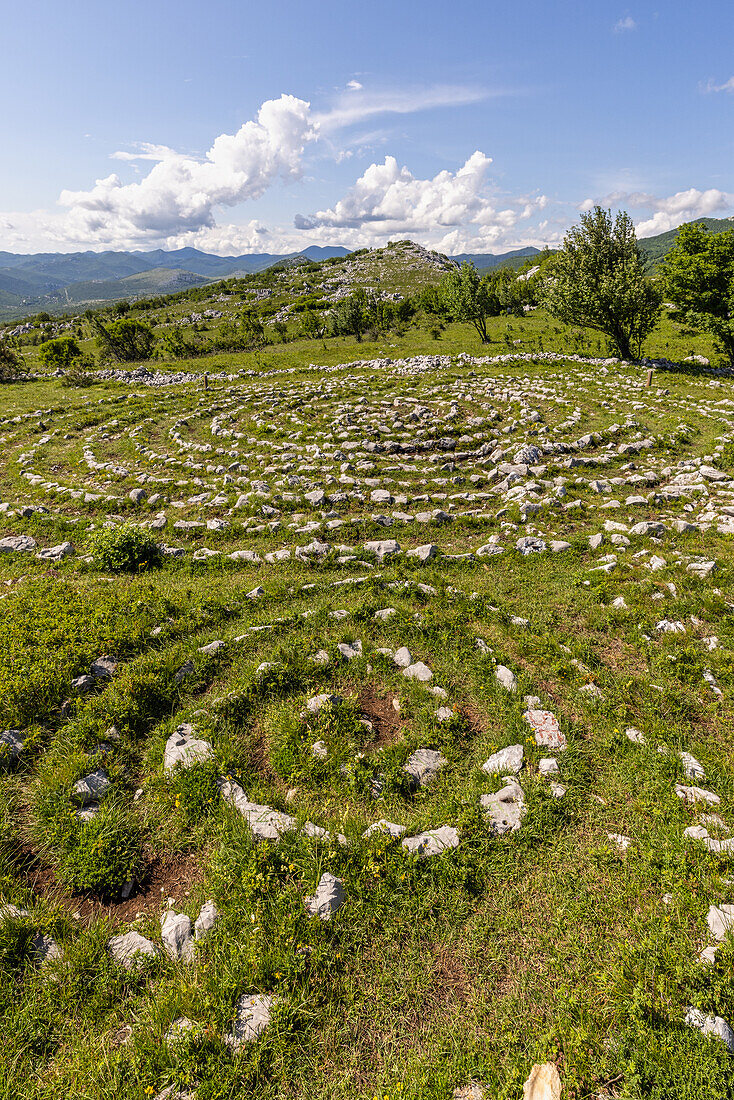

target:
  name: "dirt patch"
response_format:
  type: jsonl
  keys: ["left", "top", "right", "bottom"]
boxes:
{"left": 357, "top": 685, "right": 405, "bottom": 751}
{"left": 13, "top": 846, "right": 205, "bottom": 929}
{"left": 429, "top": 941, "right": 471, "bottom": 1008}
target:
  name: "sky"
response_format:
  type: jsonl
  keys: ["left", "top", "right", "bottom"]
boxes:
{"left": 1, "top": 0, "right": 732, "bottom": 256}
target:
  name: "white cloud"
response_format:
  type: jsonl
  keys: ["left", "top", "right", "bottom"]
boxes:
{"left": 635, "top": 188, "right": 734, "bottom": 235}
{"left": 614, "top": 15, "right": 637, "bottom": 32}
{"left": 294, "top": 152, "right": 548, "bottom": 252}
{"left": 315, "top": 84, "right": 492, "bottom": 132}
{"left": 110, "top": 143, "right": 177, "bottom": 163}
{"left": 0, "top": 83, "right": 538, "bottom": 255}
{"left": 56, "top": 94, "right": 317, "bottom": 247}
{"left": 579, "top": 186, "right": 734, "bottom": 236}
{"left": 701, "top": 76, "right": 734, "bottom": 94}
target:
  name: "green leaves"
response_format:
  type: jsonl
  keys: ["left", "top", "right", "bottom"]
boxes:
{"left": 87, "top": 525, "right": 162, "bottom": 574}
{"left": 540, "top": 206, "right": 662, "bottom": 360}
{"left": 661, "top": 223, "right": 734, "bottom": 365}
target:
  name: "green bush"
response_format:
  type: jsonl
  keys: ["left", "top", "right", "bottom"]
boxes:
{"left": 87, "top": 524, "right": 162, "bottom": 573}
{"left": 59, "top": 809, "right": 141, "bottom": 898}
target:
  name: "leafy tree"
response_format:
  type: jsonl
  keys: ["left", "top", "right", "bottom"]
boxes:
{"left": 91, "top": 315, "right": 156, "bottom": 362}
{"left": 157, "top": 327, "right": 201, "bottom": 360}
{"left": 661, "top": 222, "right": 734, "bottom": 365}
{"left": 329, "top": 289, "right": 368, "bottom": 341}
{"left": 239, "top": 309, "right": 265, "bottom": 345}
{"left": 0, "top": 342, "right": 27, "bottom": 382}
{"left": 300, "top": 309, "right": 325, "bottom": 340}
{"left": 38, "top": 335, "right": 82, "bottom": 370}
{"left": 441, "top": 262, "right": 501, "bottom": 343}
{"left": 540, "top": 206, "right": 661, "bottom": 360}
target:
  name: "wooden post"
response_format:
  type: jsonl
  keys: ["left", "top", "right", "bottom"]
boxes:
{"left": 204, "top": 372, "right": 209, "bottom": 391}
{"left": 646, "top": 369, "right": 654, "bottom": 387}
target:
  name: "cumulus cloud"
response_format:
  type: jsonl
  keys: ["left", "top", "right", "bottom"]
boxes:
{"left": 57, "top": 94, "right": 317, "bottom": 246}
{"left": 346, "top": 80, "right": 363, "bottom": 91}
{"left": 294, "top": 152, "right": 548, "bottom": 252}
{"left": 635, "top": 188, "right": 734, "bottom": 235}
{"left": 579, "top": 186, "right": 733, "bottom": 236}
{"left": 614, "top": 15, "right": 637, "bottom": 32}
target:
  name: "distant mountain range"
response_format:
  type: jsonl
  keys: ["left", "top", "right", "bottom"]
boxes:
{"left": 0, "top": 216, "right": 732, "bottom": 320}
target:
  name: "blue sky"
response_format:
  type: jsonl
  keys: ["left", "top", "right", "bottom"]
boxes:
{"left": 1, "top": 0, "right": 732, "bottom": 254}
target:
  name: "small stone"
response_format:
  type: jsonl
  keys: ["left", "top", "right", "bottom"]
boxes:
{"left": 224, "top": 993, "right": 276, "bottom": 1048}
{"left": 523, "top": 1063, "right": 562, "bottom": 1100}
{"left": 403, "top": 661, "right": 433, "bottom": 682}
{"left": 482, "top": 745, "right": 524, "bottom": 775}
{"left": 481, "top": 779, "right": 525, "bottom": 834}
{"left": 306, "top": 693, "right": 341, "bottom": 713}
{"left": 685, "top": 1007, "right": 734, "bottom": 1053}
{"left": 161, "top": 909, "right": 194, "bottom": 962}
{"left": 363, "top": 819, "right": 406, "bottom": 839}
{"left": 108, "top": 931, "right": 158, "bottom": 970}
{"left": 401, "top": 825, "right": 460, "bottom": 858}
{"left": 304, "top": 872, "right": 345, "bottom": 920}
{"left": 495, "top": 665, "right": 517, "bottom": 692}
{"left": 524, "top": 709, "right": 567, "bottom": 750}
{"left": 404, "top": 748, "right": 447, "bottom": 787}
{"left": 164, "top": 726, "right": 214, "bottom": 771}
{"left": 393, "top": 646, "right": 413, "bottom": 667}
{"left": 73, "top": 769, "right": 110, "bottom": 805}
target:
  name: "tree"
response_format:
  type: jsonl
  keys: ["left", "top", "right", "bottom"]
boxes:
{"left": 440, "top": 262, "right": 500, "bottom": 343}
{"left": 157, "top": 327, "right": 200, "bottom": 360}
{"left": 661, "top": 222, "right": 734, "bottom": 365}
{"left": 38, "top": 335, "right": 82, "bottom": 370}
{"left": 329, "top": 289, "right": 368, "bottom": 341}
{"left": 540, "top": 206, "right": 661, "bottom": 360}
{"left": 300, "top": 309, "right": 325, "bottom": 340}
{"left": 0, "top": 341, "right": 27, "bottom": 382}
{"left": 91, "top": 315, "right": 156, "bottom": 362}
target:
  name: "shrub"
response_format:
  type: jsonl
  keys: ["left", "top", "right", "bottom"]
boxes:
{"left": 59, "top": 809, "right": 141, "bottom": 898}
{"left": 0, "top": 341, "right": 27, "bottom": 382}
{"left": 38, "top": 335, "right": 81, "bottom": 370}
{"left": 87, "top": 524, "right": 162, "bottom": 573}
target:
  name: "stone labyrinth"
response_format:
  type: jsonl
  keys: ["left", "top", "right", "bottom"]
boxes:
{"left": 1, "top": 351, "right": 734, "bottom": 1097}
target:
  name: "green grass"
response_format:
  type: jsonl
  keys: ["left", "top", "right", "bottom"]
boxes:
{"left": 0, "top": 327, "right": 733, "bottom": 1098}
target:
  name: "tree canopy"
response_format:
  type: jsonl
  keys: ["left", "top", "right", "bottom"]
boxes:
{"left": 90, "top": 315, "right": 155, "bottom": 362}
{"left": 661, "top": 222, "right": 734, "bottom": 365}
{"left": 38, "top": 335, "right": 82, "bottom": 370}
{"left": 440, "top": 262, "right": 502, "bottom": 343}
{"left": 540, "top": 206, "right": 661, "bottom": 360}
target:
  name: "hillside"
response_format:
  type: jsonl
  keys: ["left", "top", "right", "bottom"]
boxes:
{"left": 2, "top": 216, "right": 734, "bottom": 323}
{"left": 0, "top": 243, "right": 528, "bottom": 319}
{"left": 62, "top": 267, "right": 211, "bottom": 305}
{"left": 638, "top": 216, "right": 734, "bottom": 267}
{"left": 453, "top": 245, "right": 541, "bottom": 273}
